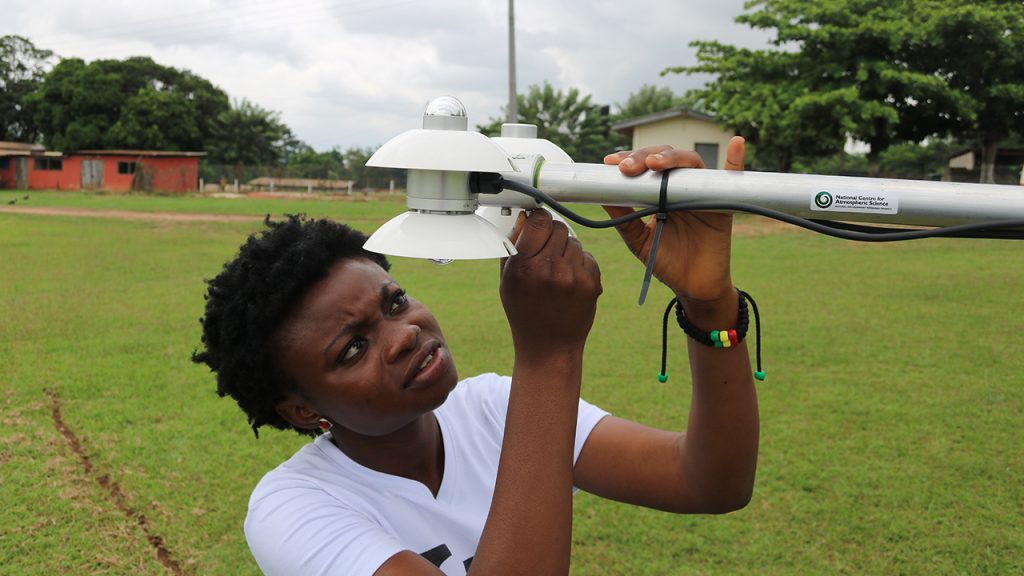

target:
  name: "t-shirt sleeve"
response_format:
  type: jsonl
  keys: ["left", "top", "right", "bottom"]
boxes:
{"left": 245, "top": 479, "right": 403, "bottom": 576}
{"left": 574, "top": 395, "right": 610, "bottom": 465}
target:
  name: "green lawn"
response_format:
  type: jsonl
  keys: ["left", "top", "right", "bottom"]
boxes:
{"left": 1, "top": 191, "right": 1021, "bottom": 575}
{"left": 1, "top": 189, "right": 405, "bottom": 220}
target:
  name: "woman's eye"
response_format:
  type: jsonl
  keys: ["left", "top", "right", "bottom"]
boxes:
{"left": 389, "top": 290, "right": 408, "bottom": 314}
{"left": 340, "top": 338, "right": 366, "bottom": 363}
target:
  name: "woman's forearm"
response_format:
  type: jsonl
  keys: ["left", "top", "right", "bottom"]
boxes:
{"left": 679, "top": 290, "right": 760, "bottom": 512}
{"left": 469, "top": 350, "right": 583, "bottom": 575}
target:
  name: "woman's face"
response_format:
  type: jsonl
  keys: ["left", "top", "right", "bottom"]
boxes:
{"left": 275, "top": 258, "right": 458, "bottom": 437}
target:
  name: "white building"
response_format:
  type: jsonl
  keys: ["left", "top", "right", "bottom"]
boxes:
{"left": 612, "top": 108, "right": 736, "bottom": 170}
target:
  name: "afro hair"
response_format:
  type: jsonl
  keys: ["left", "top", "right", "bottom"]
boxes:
{"left": 192, "top": 214, "right": 390, "bottom": 436}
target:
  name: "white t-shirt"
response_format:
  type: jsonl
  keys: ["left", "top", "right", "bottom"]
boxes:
{"left": 245, "top": 373, "right": 609, "bottom": 576}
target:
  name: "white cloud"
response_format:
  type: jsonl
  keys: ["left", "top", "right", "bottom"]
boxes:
{"left": 4, "top": 0, "right": 772, "bottom": 150}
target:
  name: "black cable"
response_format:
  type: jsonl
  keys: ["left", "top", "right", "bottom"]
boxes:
{"left": 809, "top": 219, "right": 1024, "bottom": 240}
{"left": 493, "top": 176, "right": 1024, "bottom": 242}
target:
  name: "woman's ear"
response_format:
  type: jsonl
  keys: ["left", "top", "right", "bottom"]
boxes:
{"left": 275, "top": 394, "right": 321, "bottom": 431}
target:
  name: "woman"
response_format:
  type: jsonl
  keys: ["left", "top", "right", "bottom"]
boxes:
{"left": 193, "top": 139, "right": 759, "bottom": 575}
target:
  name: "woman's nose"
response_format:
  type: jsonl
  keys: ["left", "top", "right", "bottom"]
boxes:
{"left": 384, "top": 322, "right": 421, "bottom": 363}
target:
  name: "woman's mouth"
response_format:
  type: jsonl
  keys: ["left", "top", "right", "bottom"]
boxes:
{"left": 417, "top": 350, "right": 435, "bottom": 372}
{"left": 406, "top": 343, "right": 447, "bottom": 390}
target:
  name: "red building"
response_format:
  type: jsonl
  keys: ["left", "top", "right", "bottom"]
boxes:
{"left": 0, "top": 142, "right": 205, "bottom": 193}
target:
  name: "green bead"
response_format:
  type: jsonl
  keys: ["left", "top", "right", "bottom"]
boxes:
{"left": 714, "top": 341, "right": 723, "bottom": 348}
{"left": 710, "top": 330, "right": 720, "bottom": 341}
{"left": 754, "top": 370, "right": 766, "bottom": 381}
{"left": 657, "top": 372, "right": 668, "bottom": 383}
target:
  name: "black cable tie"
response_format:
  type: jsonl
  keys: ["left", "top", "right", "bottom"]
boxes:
{"left": 638, "top": 169, "right": 673, "bottom": 305}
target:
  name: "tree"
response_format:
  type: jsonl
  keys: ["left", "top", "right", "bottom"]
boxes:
{"left": 206, "top": 99, "right": 295, "bottom": 167}
{"left": 107, "top": 86, "right": 202, "bottom": 150}
{"left": 339, "top": 145, "right": 404, "bottom": 190}
{"left": 343, "top": 146, "right": 374, "bottom": 188}
{"left": 0, "top": 35, "right": 55, "bottom": 142}
{"left": 878, "top": 139, "right": 961, "bottom": 180}
{"left": 793, "top": 139, "right": 961, "bottom": 180}
{"left": 287, "top": 145, "right": 345, "bottom": 180}
{"left": 741, "top": 1, "right": 963, "bottom": 176}
{"left": 24, "top": 56, "right": 229, "bottom": 151}
{"left": 479, "top": 82, "right": 620, "bottom": 162}
{"left": 613, "top": 84, "right": 702, "bottom": 122}
{"left": 667, "top": 0, "right": 984, "bottom": 176}
{"left": 669, "top": 44, "right": 849, "bottom": 172}
{"left": 914, "top": 1, "right": 1024, "bottom": 182}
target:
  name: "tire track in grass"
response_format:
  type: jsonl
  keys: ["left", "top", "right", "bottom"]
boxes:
{"left": 47, "top": 389, "right": 185, "bottom": 576}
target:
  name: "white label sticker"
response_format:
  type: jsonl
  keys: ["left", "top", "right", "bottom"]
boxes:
{"left": 810, "top": 190, "right": 899, "bottom": 214}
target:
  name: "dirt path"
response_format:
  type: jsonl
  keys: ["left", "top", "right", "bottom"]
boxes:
{"left": 0, "top": 204, "right": 798, "bottom": 235}
{"left": 0, "top": 205, "right": 261, "bottom": 222}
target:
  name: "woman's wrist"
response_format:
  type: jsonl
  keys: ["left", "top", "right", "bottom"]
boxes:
{"left": 676, "top": 286, "right": 739, "bottom": 331}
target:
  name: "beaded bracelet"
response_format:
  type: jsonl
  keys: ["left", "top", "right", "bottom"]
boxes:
{"left": 675, "top": 293, "right": 750, "bottom": 348}
{"left": 658, "top": 289, "right": 765, "bottom": 382}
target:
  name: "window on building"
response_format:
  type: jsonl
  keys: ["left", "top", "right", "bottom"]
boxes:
{"left": 694, "top": 143, "right": 720, "bottom": 170}
{"left": 0, "top": 158, "right": 9, "bottom": 170}
{"left": 33, "top": 158, "right": 63, "bottom": 171}
{"left": 118, "top": 161, "right": 137, "bottom": 175}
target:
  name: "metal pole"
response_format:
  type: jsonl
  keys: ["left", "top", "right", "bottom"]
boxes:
{"left": 507, "top": 0, "right": 518, "bottom": 123}
{"left": 492, "top": 162, "right": 1024, "bottom": 227}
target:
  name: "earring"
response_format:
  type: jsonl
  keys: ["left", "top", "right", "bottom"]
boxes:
{"left": 318, "top": 418, "right": 333, "bottom": 433}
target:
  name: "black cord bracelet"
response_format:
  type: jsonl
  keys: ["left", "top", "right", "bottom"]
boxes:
{"left": 659, "top": 290, "right": 766, "bottom": 382}
{"left": 675, "top": 293, "right": 750, "bottom": 348}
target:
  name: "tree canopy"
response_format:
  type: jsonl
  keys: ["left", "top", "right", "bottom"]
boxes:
{"left": 206, "top": 99, "right": 297, "bottom": 167}
{"left": 913, "top": 1, "right": 1024, "bottom": 182}
{"left": 479, "top": 82, "right": 621, "bottom": 162}
{"left": 613, "top": 84, "right": 702, "bottom": 122}
{"left": 667, "top": 0, "right": 1024, "bottom": 180}
{"left": 24, "top": 56, "right": 229, "bottom": 151}
{"left": 0, "top": 35, "right": 55, "bottom": 142}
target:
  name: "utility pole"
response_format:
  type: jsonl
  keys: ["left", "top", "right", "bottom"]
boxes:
{"left": 507, "top": 0, "right": 518, "bottom": 123}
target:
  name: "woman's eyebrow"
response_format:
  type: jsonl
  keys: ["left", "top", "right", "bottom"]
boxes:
{"left": 321, "top": 280, "right": 396, "bottom": 359}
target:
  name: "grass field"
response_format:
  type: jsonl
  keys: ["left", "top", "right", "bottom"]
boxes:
{"left": 1, "top": 190, "right": 1021, "bottom": 575}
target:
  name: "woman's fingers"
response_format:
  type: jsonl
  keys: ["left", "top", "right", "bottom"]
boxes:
{"left": 547, "top": 220, "right": 570, "bottom": 258}
{"left": 604, "top": 145, "right": 672, "bottom": 176}
{"left": 509, "top": 210, "right": 527, "bottom": 243}
{"left": 512, "top": 209, "right": 554, "bottom": 258}
{"left": 724, "top": 136, "right": 745, "bottom": 172}
{"left": 644, "top": 148, "right": 705, "bottom": 171}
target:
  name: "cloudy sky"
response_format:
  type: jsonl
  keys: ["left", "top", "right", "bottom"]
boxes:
{"left": 5, "top": 0, "right": 773, "bottom": 151}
